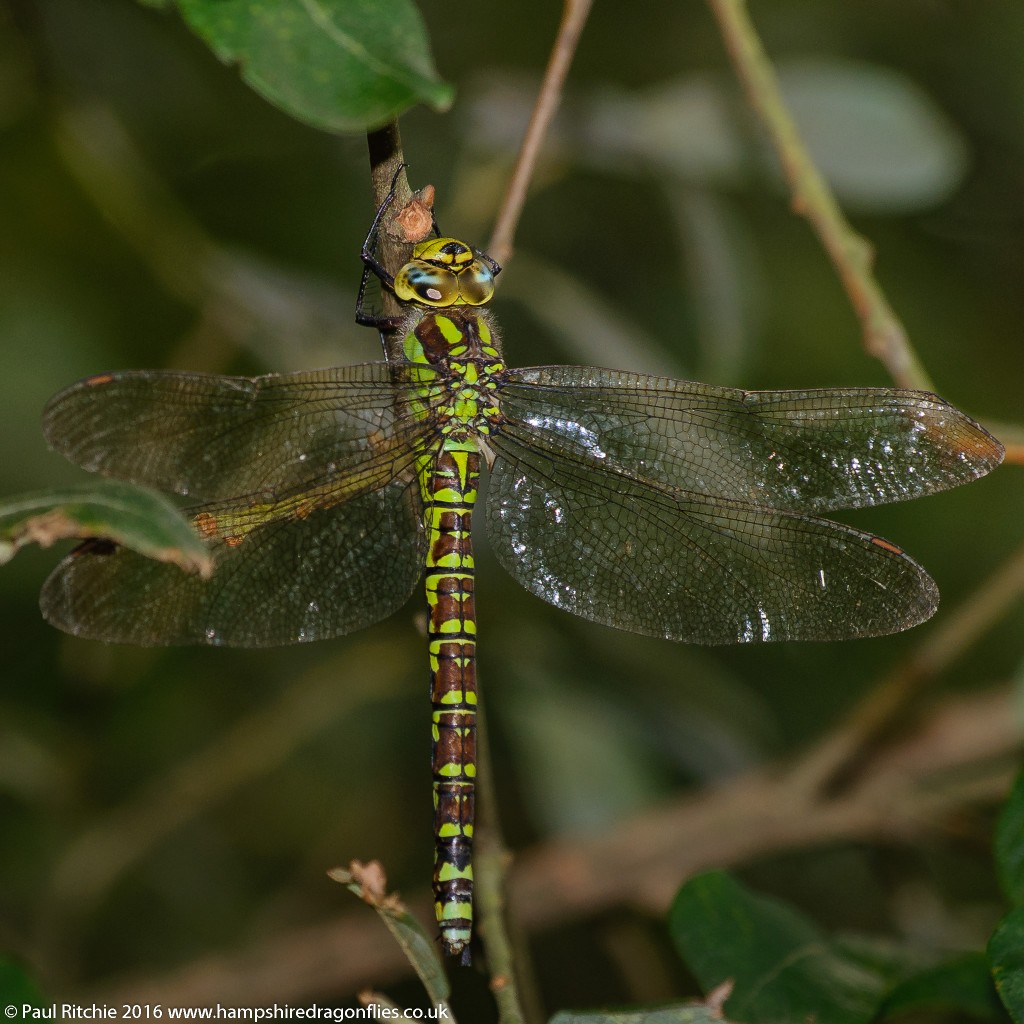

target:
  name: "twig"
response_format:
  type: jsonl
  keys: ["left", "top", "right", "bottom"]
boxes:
{"left": 473, "top": 701, "right": 537, "bottom": 1024}
{"left": 488, "top": 0, "right": 595, "bottom": 268}
{"left": 705, "top": 0, "right": 934, "bottom": 391}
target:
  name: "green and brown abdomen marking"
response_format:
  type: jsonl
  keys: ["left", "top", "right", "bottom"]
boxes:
{"left": 423, "top": 446, "right": 480, "bottom": 964}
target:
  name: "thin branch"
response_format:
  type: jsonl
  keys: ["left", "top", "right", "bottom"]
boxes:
{"left": 705, "top": 0, "right": 934, "bottom": 391}
{"left": 488, "top": 0, "right": 594, "bottom": 267}
{"left": 473, "top": 701, "right": 538, "bottom": 1024}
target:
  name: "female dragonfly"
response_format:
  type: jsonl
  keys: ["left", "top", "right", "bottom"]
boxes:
{"left": 41, "top": 176, "right": 1003, "bottom": 964}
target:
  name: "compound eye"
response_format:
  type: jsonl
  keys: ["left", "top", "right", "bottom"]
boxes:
{"left": 457, "top": 260, "right": 495, "bottom": 306}
{"left": 394, "top": 260, "right": 460, "bottom": 306}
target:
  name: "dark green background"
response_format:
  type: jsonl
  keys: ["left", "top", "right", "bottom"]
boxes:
{"left": 2, "top": 0, "right": 1023, "bottom": 1015}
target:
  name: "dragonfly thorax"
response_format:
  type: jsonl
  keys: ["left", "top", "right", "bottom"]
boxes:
{"left": 394, "top": 237, "right": 495, "bottom": 308}
{"left": 402, "top": 308, "right": 506, "bottom": 449}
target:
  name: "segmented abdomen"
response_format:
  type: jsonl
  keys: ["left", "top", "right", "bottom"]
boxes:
{"left": 423, "top": 446, "right": 479, "bottom": 964}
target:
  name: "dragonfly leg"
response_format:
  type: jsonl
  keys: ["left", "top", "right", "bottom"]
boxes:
{"left": 354, "top": 265, "right": 405, "bottom": 331}
{"left": 357, "top": 164, "right": 412, "bottom": 331}
{"left": 359, "top": 163, "right": 408, "bottom": 291}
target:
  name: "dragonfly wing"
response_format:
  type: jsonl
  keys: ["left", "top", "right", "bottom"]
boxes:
{"left": 43, "top": 364, "right": 432, "bottom": 503}
{"left": 41, "top": 476, "right": 426, "bottom": 646}
{"left": 501, "top": 368, "right": 1003, "bottom": 512}
{"left": 487, "top": 427, "right": 937, "bottom": 644}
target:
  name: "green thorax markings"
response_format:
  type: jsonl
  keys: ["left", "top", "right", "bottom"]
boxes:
{"left": 404, "top": 306, "right": 506, "bottom": 450}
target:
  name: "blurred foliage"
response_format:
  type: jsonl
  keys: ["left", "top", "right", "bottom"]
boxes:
{"left": 672, "top": 871, "right": 1005, "bottom": 1022}
{"left": 2, "top": 0, "right": 1024, "bottom": 1020}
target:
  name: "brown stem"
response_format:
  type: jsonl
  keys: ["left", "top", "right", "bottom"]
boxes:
{"left": 473, "top": 699, "right": 542, "bottom": 1023}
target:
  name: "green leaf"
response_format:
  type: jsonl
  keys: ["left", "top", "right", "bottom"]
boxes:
{"left": 0, "top": 483, "right": 212, "bottom": 576}
{"left": 173, "top": 0, "right": 453, "bottom": 132}
{"left": 881, "top": 952, "right": 1003, "bottom": 1020}
{"left": 990, "top": 907, "right": 1024, "bottom": 1023}
{"left": 329, "top": 862, "right": 450, "bottom": 1007}
{"left": 669, "top": 871, "right": 886, "bottom": 1024}
{"left": 996, "top": 769, "right": 1024, "bottom": 906}
{"left": 549, "top": 1006, "right": 729, "bottom": 1024}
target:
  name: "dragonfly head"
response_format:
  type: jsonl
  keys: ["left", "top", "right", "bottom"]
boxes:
{"left": 394, "top": 237, "right": 496, "bottom": 308}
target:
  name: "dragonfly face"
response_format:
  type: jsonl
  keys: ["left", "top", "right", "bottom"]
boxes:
{"left": 394, "top": 237, "right": 496, "bottom": 308}
{"left": 40, "top": 183, "right": 1004, "bottom": 963}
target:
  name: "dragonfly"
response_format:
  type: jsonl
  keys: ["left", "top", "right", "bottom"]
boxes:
{"left": 41, "top": 174, "right": 1003, "bottom": 964}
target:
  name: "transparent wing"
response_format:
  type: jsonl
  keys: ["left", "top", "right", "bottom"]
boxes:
{"left": 487, "top": 426, "right": 938, "bottom": 644}
{"left": 43, "top": 364, "right": 437, "bottom": 503}
{"left": 41, "top": 363, "right": 440, "bottom": 646}
{"left": 500, "top": 368, "right": 1003, "bottom": 512}
{"left": 41, "top": 477, "right": 427, "bottom": 647}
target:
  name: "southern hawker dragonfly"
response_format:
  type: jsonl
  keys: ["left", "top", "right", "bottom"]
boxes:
{"left": 41, "top": 175, "right": 1003, "bottom": 963}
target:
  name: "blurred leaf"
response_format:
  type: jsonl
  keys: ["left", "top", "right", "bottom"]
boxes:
{"left": 475, "top": 60, "right": 966, "bottom": 213}
{"left": 329, "top": 862, "right": 450, "bottom": 1007}
{"left": 0, "top": 956, "right": 45, "bottom": 1007}
{"left": 549, "top": 1006, "right": 730, "bottom": 1024}
{"left": 777, "top": 59, "right": 968, "bottom": 212}
{"left": 880, "top": 952, "right": 1003, "bottom": 1020}
{"left": 996, "top": 768, "right": 1024, "bottom": 906}
{"left": 172, "top": 0, "right": 453, "bottom": 132}
{"left": 501, "top": 254, "right": 678, "bottom": 378}
{"left": 501, "top": 668, "right": 665, "bottom": 835}
{"left": 582, "top": 76, "right": 746, "bottom": 184}
{"left": 0, "top": 483, "right": 212, "bottom": 576}
{"left": 990, "top": 908, "right": 1024, "bottom": 1023}
{"left": 670, "top": 871, "right": 886, "bottom": 1024}
{"left": 666, "top": 188, "right": 762, "bottom": 384}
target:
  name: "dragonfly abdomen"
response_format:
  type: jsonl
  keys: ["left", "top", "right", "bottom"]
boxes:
{"left": 423, "top": 446, "right": 480, "bottom": 964}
